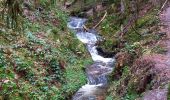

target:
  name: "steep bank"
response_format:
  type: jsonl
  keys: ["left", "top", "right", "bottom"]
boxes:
{"left": 63, "top": 0, "right": 170, "bottom": 99}
{"left": 106, "top": 1, "right": 170, "bottom": 100}
{"left": 160, "top": 4, "right": 170, "bottom": 57}
{"left": 0, "top": 1, "right": 91, "bottom": 99}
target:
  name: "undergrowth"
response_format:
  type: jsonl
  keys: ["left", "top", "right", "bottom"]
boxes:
{"left": 103, "top": 1, "right": 164, "bottom": 100}
{"left": 0, "top": 1, "right": 91, "bottom": 99}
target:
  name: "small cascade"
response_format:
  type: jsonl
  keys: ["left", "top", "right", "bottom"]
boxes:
{"left": 67, "top": 17, "right": 115, "bottom": 100}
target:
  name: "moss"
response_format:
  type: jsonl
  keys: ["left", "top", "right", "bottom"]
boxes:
{"left": 108, "top": 66, "right": 131, "bottom": 99}
{"left": 62, "top": 60, "right": 87, "bottom": 98}
{"left": 98, "top": 4, "right": 158, "bottom": 99}
{"left": 137, "top": 11, "right": 158, "bottom": 28}
{"left": 151, "top": 45, "right": 167, "bottom": 54}
{"left": 168, "top": 84, "right": 170, "bottom": 100}
{"left": 125, "top": 31, "right": 142, "bottom": 43}
{"left": 0, "top": 4, "right": 91, "bottom": 99}
{"left": 123, "top": 89, "right": 140, "bottom": 100}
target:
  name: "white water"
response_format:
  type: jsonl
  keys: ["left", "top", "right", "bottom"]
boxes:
{"left": 67, "top": 17, "right": 115, "bottom": 100}
{"left": 87, "top": 44, "right": 115, "bottom": 63}
{"left": 76, "top": 32, "right": 98, "bottom": 44}
{"left": 67, "top": 17, "right": 87, "bottom": 29}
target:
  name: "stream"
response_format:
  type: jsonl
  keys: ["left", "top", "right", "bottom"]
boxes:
{"left": 67, "top": 17, "right": 115, "bottom": 100}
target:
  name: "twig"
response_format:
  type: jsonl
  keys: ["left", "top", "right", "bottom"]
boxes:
{"left": 83, "top": 25, "right": 89, "bottom": 31}
{"left": 82, "top": 10, "right": 107, "bottom": 31}
{"left": 158, "top": 0, "right": 168, "bottom": 14}
{"left": 93, "top": 11, "right": 107, "bottom": 29}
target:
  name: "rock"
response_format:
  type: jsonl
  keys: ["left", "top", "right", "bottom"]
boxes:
{"left": 143, "top": 89, "right": 168, "bottom": 100}
{"left": 96, "top": 47, "right": 115, "bottom": 58}
{"left": 86, "top": 9, "right": 94, "bottom": 17}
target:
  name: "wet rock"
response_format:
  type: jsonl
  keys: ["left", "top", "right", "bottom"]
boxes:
{"left": 143, "top": 89, "right": 168, "bottom": 100}
{"left": 96, "top": 95, "right": 105, "bottom": 100}
{"left": 86, "top": 62, "right": 113, "bottom": 85}
{"left": 86, "top": 9, "right": 94, "bottom": 17}
{"left": 96, "top": 47, "right": 115, "bottom": 58}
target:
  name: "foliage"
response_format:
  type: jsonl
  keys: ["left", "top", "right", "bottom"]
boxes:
{"left": 168, "top": 84, "right": 170, "bottom": 100}
{"left": 100, "top": 14, "right": 120, "bottom": 35}
{"left": 123, "top": 90, "right": 139, "bottom": 100}
{"left": 108, "top": 66, "right": 141, "bottom": 100}
{"left": 49, "top": 59, "right": 64, "bottom": 83}
{"left": 1, "top": 0, "right": 23, "bottom": 30}
{"left": 151, "top": 45, "right": 167, "bottom": 54}
{"left": 106, "top": 95, "right": 114, "bottom": 100}
{"left": 106, "top": 7, "right": 161, "bottom": 98}
{"left": 61, "top": 60, "right": 87, "bottom": 99}
{"left": 0, "top": 51, "right": 6, "bottom": 68}
{"left": 1, "top": 0, "right": 166, "bottom": 99}
{"left": 0, "top": 1, "right": 90, "bottom": 99}
{"left": 137, "top": 11, "right": 158, "bottom": 28}
{"left": 125, "top": 31, "right": 142, "bottom": 43}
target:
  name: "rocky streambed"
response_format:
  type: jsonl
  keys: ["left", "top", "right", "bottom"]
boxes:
{"left": 67, "top": 17, "right": 115, "bottom": 100}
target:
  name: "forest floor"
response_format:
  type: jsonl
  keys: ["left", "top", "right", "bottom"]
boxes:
{"left": 160, "top": 5, "right": 170, "bottom": 56}
{"left": 143, "top": 4, "right": 170, "bottom": 100}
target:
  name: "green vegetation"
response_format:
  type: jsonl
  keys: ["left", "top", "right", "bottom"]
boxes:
{"left": 1, "top": 0, "right": 169, "bottom": 100}
{"left": 0, "top": 0, "right": 92, "bottom": 99}
{"left": 102, "top": 1, "right": 167, "bottom": 100}
{"left": 107, "top": 66, "right": 141, "bottom": 100}
{"left": 168, "top": 84, "right": 170, "bottom": 100}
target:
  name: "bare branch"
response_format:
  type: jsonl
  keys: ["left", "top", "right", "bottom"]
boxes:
{"left": 158, "top": 0, "right": 168, "bottom": 14}
{"left": 93, "top": 10, "right": 107, "bottom": 29}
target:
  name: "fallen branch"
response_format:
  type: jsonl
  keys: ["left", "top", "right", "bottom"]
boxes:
{"left": 158, "top": 0, "right": 168, "bottom": 14}
{"left": 93, "top": 11, "right": 107, "bottom": 29}
{"left": 82, "top": 10, "right": 107, "bottom": 31}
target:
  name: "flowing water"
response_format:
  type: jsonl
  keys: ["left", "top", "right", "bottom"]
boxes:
{"left": 67, "top": 17, "right": 115, "bottom": 100}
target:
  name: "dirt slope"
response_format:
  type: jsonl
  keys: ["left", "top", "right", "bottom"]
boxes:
{"left": 142, "top": 4, "right": 170, "bottom": 100}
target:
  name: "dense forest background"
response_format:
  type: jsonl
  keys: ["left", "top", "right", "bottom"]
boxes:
{"left": 0, "top": 0, "right": 170, "bottom": 100}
